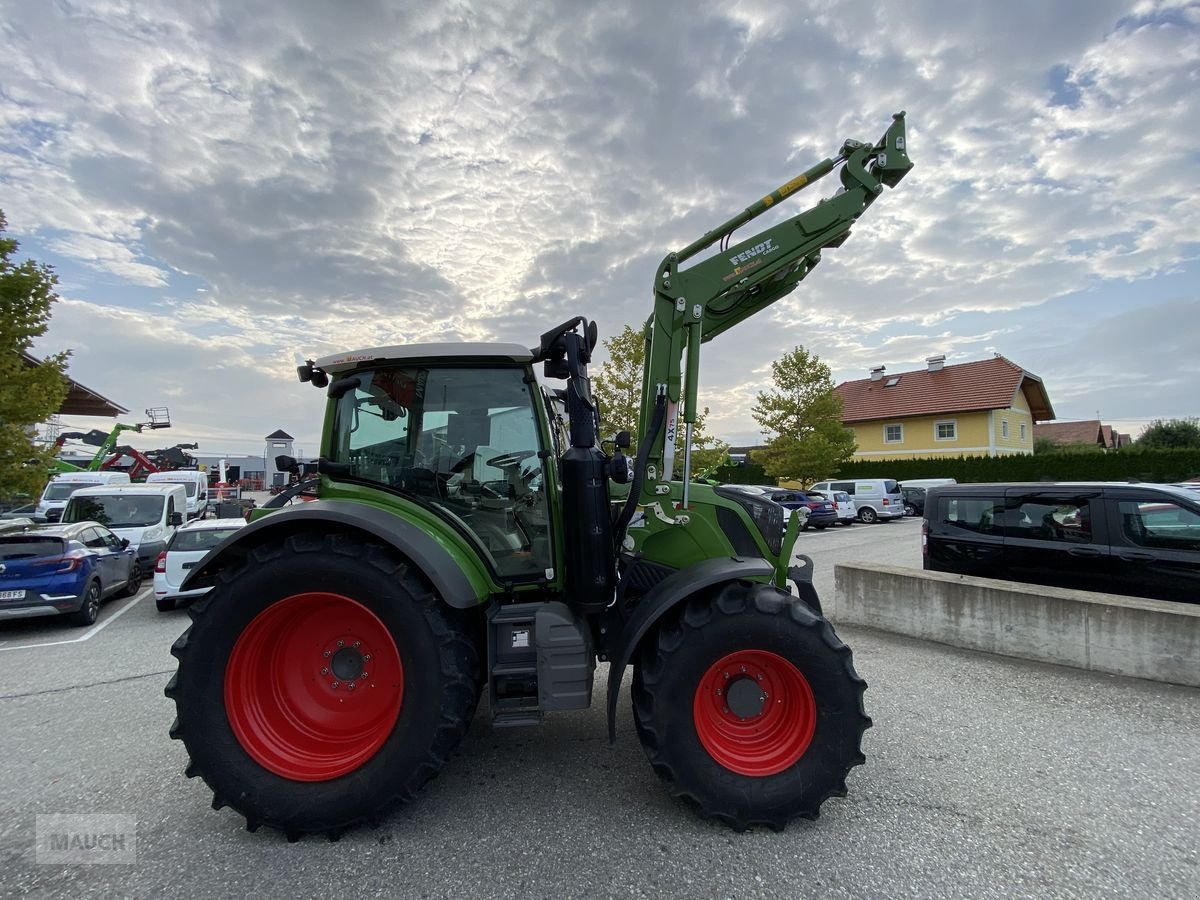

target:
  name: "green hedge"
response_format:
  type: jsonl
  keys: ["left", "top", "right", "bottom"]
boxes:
{"left": 829, "top": 448, "right": 1200, "bottom": 484}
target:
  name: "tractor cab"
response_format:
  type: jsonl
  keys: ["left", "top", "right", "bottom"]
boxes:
{"left": 313, "top": 343, "right": 557, "bottom": 582}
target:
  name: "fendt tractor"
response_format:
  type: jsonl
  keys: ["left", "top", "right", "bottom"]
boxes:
{"left": 166, "top": 112, "right": 913, "bottom": 839}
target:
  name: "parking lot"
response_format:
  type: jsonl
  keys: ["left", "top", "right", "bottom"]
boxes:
{"left": 1, "top": 516, "right": 1197, "bottom": 898}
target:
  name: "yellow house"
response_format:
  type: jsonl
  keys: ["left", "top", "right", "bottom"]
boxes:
{"left": 834, "top": 355, "right": 1054, "bottom": 460}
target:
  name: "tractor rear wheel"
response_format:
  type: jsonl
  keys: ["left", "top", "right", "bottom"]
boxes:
{"left": 165, "top": 532, "right": 480, "bottom": 839}
{"left": 632, "top": 581, "right": 869, "bottom": 830}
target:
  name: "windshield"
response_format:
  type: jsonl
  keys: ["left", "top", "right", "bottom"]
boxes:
{"left": 154, "top": 480, "right": 198, "bottom": 497}
{"left": 169, "top": 528, "right": 240, "bottom": 552}
{"left": 329, "top": 365, "right": 553, "bottom": 580}
{"left": 65, "top": 495, "right": 165, "bottom": 528}
{"left": 43, "top": 483, "right": 92, "bottom": 501}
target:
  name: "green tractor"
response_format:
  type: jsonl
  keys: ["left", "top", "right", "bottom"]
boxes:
{"left": 166, "top": 113, "right": 913, "bottom": 839}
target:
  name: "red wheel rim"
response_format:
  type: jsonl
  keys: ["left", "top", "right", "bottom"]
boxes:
{"left": 693, "top": 649, "right": 816, "bottom": 777}
{"left": 224, "top": 592, "right": 404, "bottom": 782}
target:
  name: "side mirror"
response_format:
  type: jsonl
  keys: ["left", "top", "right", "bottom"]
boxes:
{"left": 275, "top": 454, "right": 300, "bottom": 475}
{"left": 169, "top": 512, "right": 183, "bottom": 527}
{"left": 614, "top": 431, "right": 632, "bottom": 449}
{"left": 120, "top": 538, "right": 130, "bottom": 549}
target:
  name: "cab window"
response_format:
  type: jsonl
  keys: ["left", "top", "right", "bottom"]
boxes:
{"left": 330, "top": 365, "right": 552, "bottom": 580}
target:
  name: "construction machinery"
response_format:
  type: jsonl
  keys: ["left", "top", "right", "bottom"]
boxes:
{"left": 53, "top": 408, "right": 172, "bottom": 473}
{"left": 167, "top": 113, "right": 913, "bottom": 838}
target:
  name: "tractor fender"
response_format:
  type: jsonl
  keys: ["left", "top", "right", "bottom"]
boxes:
{"left": 179, "top": 499, "right": 484, "bottom": 609}
{"left": 605, "top": 555, "right": 774, "bottom": 742}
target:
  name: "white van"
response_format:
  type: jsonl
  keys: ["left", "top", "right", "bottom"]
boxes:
{"left": 898, "top": 478, "right": 957, "bottom": 490}
{"left": 36, "top": 471, "right": 132, "bottom": 523}
{"left": 63, "top": 483, "right": 187, "bottom": 570}
{"left": 145, "top": 471, "right": 209, "bottom": 520}
{"left": 808, "top": 478, "right": 905, "bottom": 523}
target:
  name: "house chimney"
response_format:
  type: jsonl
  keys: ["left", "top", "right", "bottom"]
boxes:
{"left": 926, "top": 355, "right": 945, "bottom": 373}
{"left": 870, "top": 366, "right": 886, "bottom": 382}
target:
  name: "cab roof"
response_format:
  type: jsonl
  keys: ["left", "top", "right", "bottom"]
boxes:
{"left": 316, "top": 343, "right": 532, "bottom": 375}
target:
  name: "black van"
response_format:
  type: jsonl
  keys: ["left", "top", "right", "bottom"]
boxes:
{"left": 922, "top": 482, "right": 1200, "bottom": 603}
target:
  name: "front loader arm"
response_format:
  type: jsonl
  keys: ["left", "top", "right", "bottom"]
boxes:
{"left": 637, "top": 112, "right": 912, "bottom": 487}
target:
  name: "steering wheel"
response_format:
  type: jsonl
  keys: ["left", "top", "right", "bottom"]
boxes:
{"left": 487, "top": 450, "right": 536, "bottom": 469}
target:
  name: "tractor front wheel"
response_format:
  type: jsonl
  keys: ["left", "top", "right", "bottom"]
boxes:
{"left": 165, "top": 532, "right": 480, "bottom": 839}
{"left": 632, "top": 582, "right": 870, "bottom": 830}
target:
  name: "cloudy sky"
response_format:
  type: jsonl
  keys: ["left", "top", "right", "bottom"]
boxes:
{"left": 2, "top": 0, "right": 1198, "bottom": 459}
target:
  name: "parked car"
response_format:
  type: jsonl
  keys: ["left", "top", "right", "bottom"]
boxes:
{"left": 813, "top": 490, "right": 857, "bottom": 525}
{"left": 145, "top": 470, "right": 210, "bottom": 520}
{"left": 62, "top": 483, "right": 187, "bottom": 572}
{"left": 767, "top": 490, "right": 839, "bottom": 530}
{"left": 0, "top": 521, "right": 141, "bottom": 626}
{"left": 153, "top": 517, "right": 248, "bottom": 611}
{"left": 899, "top": 479, "right": 956, "bottom": 517}
{"left": 809, "top": 478, "right": 904, "bottom": 523}
{"left": 35, "top": 471, "right": 131, "bottom": 523}
{"left": 901, "top": 486, "right": 927, "bottom": 517}
{"left": 922, "top": 482, "right": 1200, "bottom": 603}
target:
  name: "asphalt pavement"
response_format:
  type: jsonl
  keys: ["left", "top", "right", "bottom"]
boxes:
{"left": 1, "top": 516, "right": 1197, "bottom": 899}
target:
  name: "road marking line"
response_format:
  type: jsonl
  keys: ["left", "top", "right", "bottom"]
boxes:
{"left": 0, "top": 587, "right": 150, "bottom": 653}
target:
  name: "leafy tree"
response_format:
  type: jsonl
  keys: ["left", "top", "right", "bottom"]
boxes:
{"left": 1137, "top": 418, "right": 1200, "bottom": 450}
{"left": 751, "top": 345, "right": 856, "bottom": 485}
{"left": 0, "top": 211, "right": 70, "bottom": 499}
{"left": 592, "top": 323, "right": 727, "bottom": 472}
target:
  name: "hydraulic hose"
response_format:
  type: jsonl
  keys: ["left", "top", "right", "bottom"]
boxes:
{"left": 612, "top": 392, "right": 667, "bottom": 552}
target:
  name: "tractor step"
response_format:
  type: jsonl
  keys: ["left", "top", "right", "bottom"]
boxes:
{"left": 486, "top": 600, "right": 595, "bottom": 725}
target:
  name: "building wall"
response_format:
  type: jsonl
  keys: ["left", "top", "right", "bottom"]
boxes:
{"left": 992, "top": 391, "right": 1034, "bottom": 455}
{"left": 849, "top": 409, "right": 1033, "bottom": 460}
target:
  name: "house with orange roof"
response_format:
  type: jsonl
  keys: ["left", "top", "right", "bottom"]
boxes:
{"left": 1033, "top": 420, "right": 1129, "bottom": 450}
{"left": 833, "top": 355, "right": 1055, "bottom": 460}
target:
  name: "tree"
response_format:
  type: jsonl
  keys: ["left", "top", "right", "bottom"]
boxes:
{"left": 591, "top": 323, "right": 727, "bottom": 473}
{"left": 751, "top": 345, "right": 856, "bottom": 485}
{"left": 1137, "top": 418, "right": 1200, "bottom": 450}
{"left": 0, "top": 210, "right": 70, "bottom": 499}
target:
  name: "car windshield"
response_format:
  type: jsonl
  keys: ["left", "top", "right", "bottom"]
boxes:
{"left": 43, "top": 483, "right": 91, "bottom": 501}
{"left": 170, "top": 528, "right": 241, "bottom": 552}
{"left": 156, "top": 481, "right": 198, "bottom": 497}
{"left": 0, "top": 536, "right": 65, "bottom": 560}
{"left": 65, "top": 496, "right": 164, "bottom": 528}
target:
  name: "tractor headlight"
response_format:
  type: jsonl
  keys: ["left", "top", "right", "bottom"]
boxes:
{"left": 714, "top": 487, "right": 784, "bottom": 556}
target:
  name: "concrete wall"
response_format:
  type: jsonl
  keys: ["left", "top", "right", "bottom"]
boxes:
{"left": 831, "top": 563, "right": 1200, "bottom": 687}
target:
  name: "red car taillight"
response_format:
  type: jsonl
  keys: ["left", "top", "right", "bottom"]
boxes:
{"left": 154, "top": 551, "right": 168, "bottom": 574}
{"left": 882, "top": 498, "right": 890, "bottom": 505}
{"left": 36, "top": 551, "right": 86, "bottom": 573}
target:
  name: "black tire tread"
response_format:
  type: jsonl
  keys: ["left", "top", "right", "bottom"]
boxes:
{"left": 631, "top": 581, "right": 870, "bottom": 831}
{"left": 165, "top": 532, "right": 480, "bottom": 841}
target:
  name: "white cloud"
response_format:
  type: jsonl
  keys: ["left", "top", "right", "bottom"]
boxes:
{"left": 2, "top": 0, "right": 1198, "bottom": 453}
